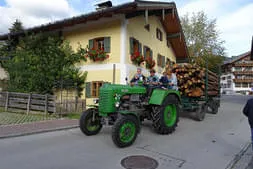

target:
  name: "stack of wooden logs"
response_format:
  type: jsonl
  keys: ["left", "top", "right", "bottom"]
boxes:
{"left": 167, "top": 63, "right": 219, "bottom": 97}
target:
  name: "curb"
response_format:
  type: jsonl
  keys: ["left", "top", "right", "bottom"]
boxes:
{"left": 0, "top": 125, "right": 79, "bottom": 139}
{"left": 225, "top": 142, "right": 251, "bottom": 169}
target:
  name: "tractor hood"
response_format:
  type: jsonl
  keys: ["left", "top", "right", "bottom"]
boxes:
{"left": 100, "top": 83, "right": 146, "bottom": 94}
{"left": 98, "top": 83, "right": 146, "bottom": 115}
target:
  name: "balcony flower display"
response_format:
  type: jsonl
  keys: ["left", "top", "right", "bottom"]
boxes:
{"left": 130, "top": 52, "right": 145, "bottom": 66}
{"left": 145, "top": 57, "right": 156, "bottom": 69}
{"left": 86, "top": 48, "right": 109, "bottom": 62}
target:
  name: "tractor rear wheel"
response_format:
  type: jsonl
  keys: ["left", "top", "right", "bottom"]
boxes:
{"left": 79, "top": 108, "right": 102, "bottom": 136}
{"left": 112, "top": 115, "right": 139, "bottom": 148}
{"left": 152, "top": 104, "right": 179, "bottom": 135}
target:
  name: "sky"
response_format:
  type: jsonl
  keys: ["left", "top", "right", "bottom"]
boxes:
{"left": 0, "top": 0, "right": 252, "bottom": 57}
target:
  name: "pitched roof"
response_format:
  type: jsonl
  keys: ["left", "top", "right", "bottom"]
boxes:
{"left": 222, "top": 51, "right": 251, "bottom": 65}
{"left": 0, "top": 0, "right": 188, "bottom": 59}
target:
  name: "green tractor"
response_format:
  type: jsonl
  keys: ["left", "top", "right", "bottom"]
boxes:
{"left": 79, "top": 83, "right": 181, "bottom": 148}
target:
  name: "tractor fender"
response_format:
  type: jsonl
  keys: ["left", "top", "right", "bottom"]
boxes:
{"left": 149, "top": 89, "right": 181, "bottom": 105}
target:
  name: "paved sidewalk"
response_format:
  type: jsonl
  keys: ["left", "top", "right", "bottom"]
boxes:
{"left": 0, "top": 119, "right": 79, "bottom": 139}
{"left": 229, "top": 142, "right": 253, "bottom": 169}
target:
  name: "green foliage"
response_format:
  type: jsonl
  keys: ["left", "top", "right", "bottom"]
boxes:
{"left": 181, "top": 11, "right": 226, "bottom": 73}
{"left": 9, "top": 19, "right": 24, "bottom": 33}
{"left": 8, "top": 19, "right": 24, "bottom": 50}
{"left": 1, "top": 33, "right": 88, "bottom": 96}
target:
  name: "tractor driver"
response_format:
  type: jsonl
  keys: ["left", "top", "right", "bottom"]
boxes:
{"left": 130, "top": 67, "right": 146, "bottom": 86}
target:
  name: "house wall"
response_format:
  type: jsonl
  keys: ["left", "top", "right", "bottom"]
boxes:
{"left": 63, "top": 19, "right": 122, "bottom": 64}
{"left": 62, "top": 18, "right": 123, "bottom": 104}
{"left": 126, "top": 15, "right": 176, "bottom": 73}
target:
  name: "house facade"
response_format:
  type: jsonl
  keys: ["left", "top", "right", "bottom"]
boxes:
{"left": 0, "top": 1, "right": 188, "bottom": 103}
{"left": 221, "top": 51, "right": 253, "bottom": 94}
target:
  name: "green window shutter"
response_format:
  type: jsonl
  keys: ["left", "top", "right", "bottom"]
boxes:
{"left": 138, "top": 42, "right": 142, "bottom": 55}
{"left": 89, "top": 39, "right": 94, "bottom": 49}
{"left": 143, "top": 46, "right": 147, "bottom": 59}
{"left": 85, "top": 82, "right": 91, "bottom": 98}
{"left": 157, "top": 55, "right": 161, "bottom": 67}
{"left": 162, "top": 56, "right": 165, "bottom": 68}
{"left": 150, "top": 50, "right": 153, "bottom": 60}
{"left": 130, "top": 37, "right": 134, "bottom": 54}
{"left": 104, "top": 37, "right": 111, "bottom": 53}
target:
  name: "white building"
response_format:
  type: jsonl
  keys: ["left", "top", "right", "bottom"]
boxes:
{"left": 221, "top": 51, "right": 253, "bottom": 95}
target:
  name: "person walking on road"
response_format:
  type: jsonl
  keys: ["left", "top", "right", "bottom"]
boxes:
{"left": 243, "top": 98, "right": 253, "bottom": 150}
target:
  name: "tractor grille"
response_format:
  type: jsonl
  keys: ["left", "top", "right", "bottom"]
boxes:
{"left": 99, "top": 89, "right": 115, "bottom": 113}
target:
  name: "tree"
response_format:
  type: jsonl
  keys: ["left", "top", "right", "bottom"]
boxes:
{"left": 181, "top": 11, "right": 226, "bottom": 73}
{"left": 1, "top": 33, "right": 88, "bottom": 96}
{"left": 8, "top": 19, "right": 25, "bottom": 50}
{"left": 9, "top": 19, "right": 24, "bottom": 33}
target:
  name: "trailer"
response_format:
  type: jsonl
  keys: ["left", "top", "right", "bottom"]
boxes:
{"left": 179, "top": 65, "right": 221, "bottom": 121}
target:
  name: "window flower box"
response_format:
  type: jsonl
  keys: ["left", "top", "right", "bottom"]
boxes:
{"left": 86, "top": 48, "right": 109, "bottom": 62}
{"left": 130, "top": 51, "right": 144, "bottom": 66}
{"left": 145, "top": 57, "right": 156, "bottom": 69}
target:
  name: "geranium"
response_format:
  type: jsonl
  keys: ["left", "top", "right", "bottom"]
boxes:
{"left": 145, "top": 56, "right": 156, "bottom": 69}
{"left": 130, "top": 52, "right": 145, "bottom": 65}
{"left": 86, "top": 48, "right": 109, "bottom": 62}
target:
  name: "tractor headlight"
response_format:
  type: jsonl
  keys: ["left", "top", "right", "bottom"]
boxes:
{"left": 115, "top": 102, "right": 120, "bottom": 108}
{"left": 93, "top": 99, "right": 99, "bottom": 104}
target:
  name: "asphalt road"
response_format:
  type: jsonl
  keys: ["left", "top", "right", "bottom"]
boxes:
{"left": 0, "top": 95, "right": 251, "bottom": 169}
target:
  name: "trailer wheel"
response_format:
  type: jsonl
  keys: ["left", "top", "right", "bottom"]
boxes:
{"left": 208, "top": 100, "right": 219, "bottom": 114}
{"left": 79, "top": 108, "right": 102, "bottom": 136}
{"left": 195, "top": 104, "right": 207, "bottom": 121}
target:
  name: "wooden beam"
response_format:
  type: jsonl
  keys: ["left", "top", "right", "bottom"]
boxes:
{"left": 145, "top": 9, "right": 148, "bottom": 24}
{"left": 167, "top": 32, "right": 181, "bottom": 39}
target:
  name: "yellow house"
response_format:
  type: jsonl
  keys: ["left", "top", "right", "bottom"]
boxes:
{"left": 0, "top": 1, "right": 188, "bottom": 104}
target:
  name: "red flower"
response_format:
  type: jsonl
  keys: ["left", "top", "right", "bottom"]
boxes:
{"left": 130, "top": 52, "right": 144, "bottom": 65}
{"left": 86, "top": 48, "right": 109, "bottom": 62}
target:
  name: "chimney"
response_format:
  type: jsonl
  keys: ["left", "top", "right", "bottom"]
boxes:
{"left": 95, "top": 1, "right": 112, "bottom": 11}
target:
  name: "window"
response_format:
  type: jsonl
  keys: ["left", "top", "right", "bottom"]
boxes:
{"left": 227, "top": 76, "right": 231, "bottom": 79}
{"left": 242, "top": 83, "right": 249, "bottom": 88}
{"left": 129, "top": 37, "right": 142, "bottom": 55}
{"left": 89, "top": 37, "right": 111, "bottom": 52}
{"left": 222, "top": 77, "right": 226, "bottom": 80}
{"left": 156, "top": 28, "right": 163, "bottom": 41}
{"left": 85, "top": 81, "right": 104, "bottom": 98}
{"left": 235, "top": 83, "right": 241, "bottom": 88}
{"left": 157, "top": 54, "right": 165, "bottom": 68}
{"left": 143, "top": 46, "right": 153, "bottom": 59}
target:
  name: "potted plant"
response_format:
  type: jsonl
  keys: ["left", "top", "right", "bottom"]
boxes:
{"left": 145, "top": 57, "right": 156, "bottom": 69}
{"left": 130, "top": 51, "right": 145, "bottom": 66}
{"left": 86, "top": 48, "right": 109, "bottom": 62}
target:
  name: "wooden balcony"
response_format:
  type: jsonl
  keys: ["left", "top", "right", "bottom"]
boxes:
{"left": 234, "top": 63, "right": 253, "bottom": 67}
{"left": 233, "top": 78, "right": 253, "bottom": 83}
{"left": 233, "top": 71, "right": 253, "bottom": 75}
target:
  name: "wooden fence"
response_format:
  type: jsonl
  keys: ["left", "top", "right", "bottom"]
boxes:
{"left": 0, "top": 92, "right": 56, "bottom": 114}
{"left": 56, "top": 97, "right": 86, "bottom": 115}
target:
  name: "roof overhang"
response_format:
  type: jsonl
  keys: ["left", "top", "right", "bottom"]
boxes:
{"left": 0, "top": 0, "right": 188, "bottom": 59}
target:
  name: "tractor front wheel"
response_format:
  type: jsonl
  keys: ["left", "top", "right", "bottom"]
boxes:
{"left": 152, "top": 104, "right": 179, "bottom": 135}
{"left": 112, "top": 115, "right": 139, "bottom": 148}
{"left": 79, "top": 108, "right": 102, "bottom": 136}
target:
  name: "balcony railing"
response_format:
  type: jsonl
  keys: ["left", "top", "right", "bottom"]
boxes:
{"left": 233, "top": 78, "right": 253, "bottom": 83}
{"left": 234, "top": 63, "right": 253, "bottom": 67}
{"left": 233, "top": 71, "right": 253, "bottom": 75}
